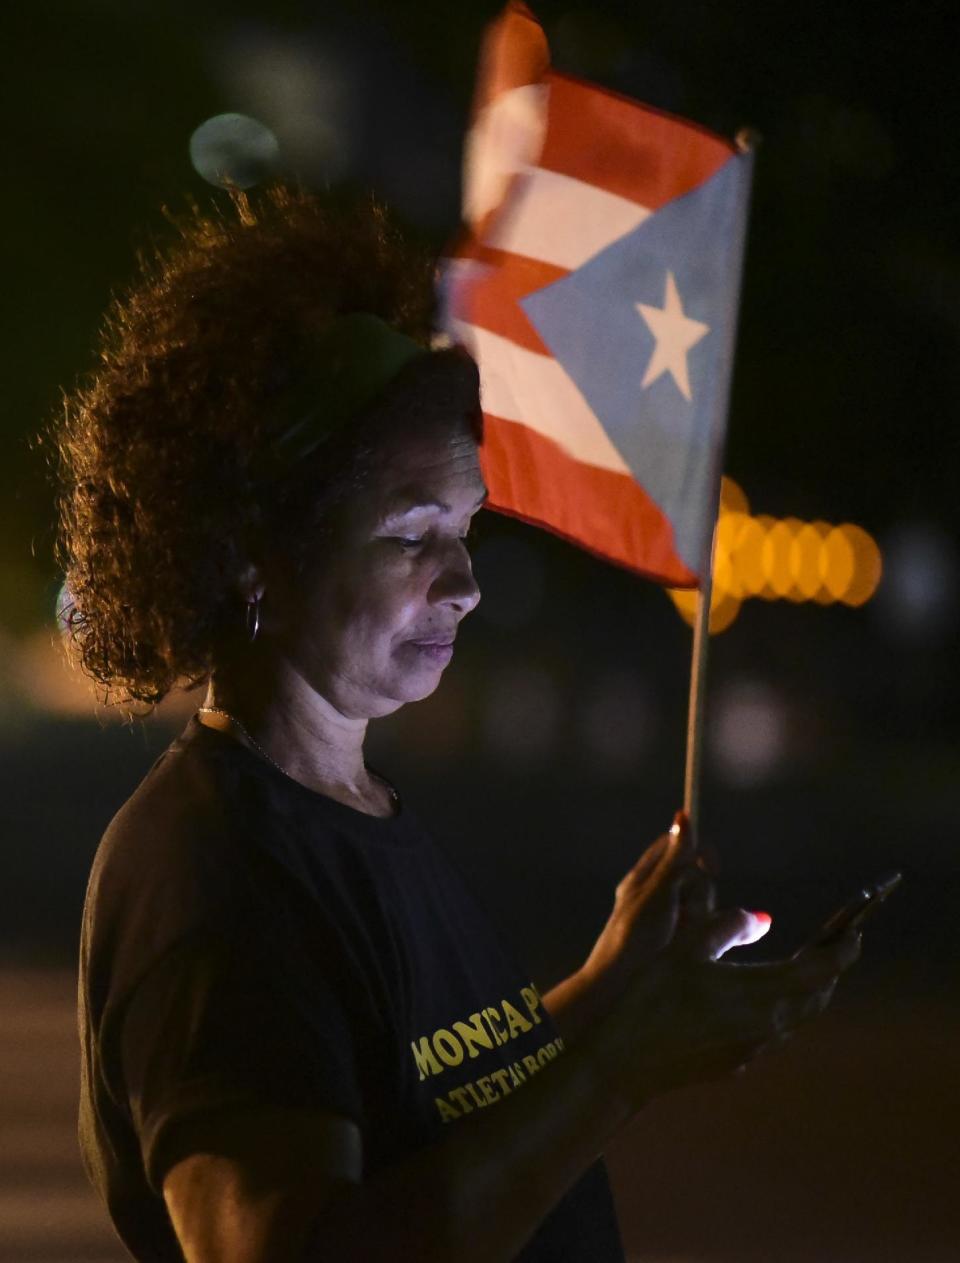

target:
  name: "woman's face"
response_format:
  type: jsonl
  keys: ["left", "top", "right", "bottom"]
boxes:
{"left": 272, "top": 422, "right": 486, "bottom": 719}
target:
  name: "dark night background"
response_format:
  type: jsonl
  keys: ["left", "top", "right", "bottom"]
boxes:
{"left": 0, "top": 2, "right": 956, "bottom": 1259}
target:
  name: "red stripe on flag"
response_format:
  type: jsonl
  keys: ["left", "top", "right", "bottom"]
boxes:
{"left": 480, "top": 414, "right": 699, "bottom": 587}
{"left": 470, "top": 0, "right": 548, "bottom": 117}
{"left": 462, "top": 248, "right": 566, "bottom": 354}
{"left": 540, "top": 71, "right": 735, "bottom": 210}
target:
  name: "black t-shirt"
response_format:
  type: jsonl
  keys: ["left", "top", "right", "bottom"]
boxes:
{"left": 78, "top": 713, "right": 625, "bottom": 1261}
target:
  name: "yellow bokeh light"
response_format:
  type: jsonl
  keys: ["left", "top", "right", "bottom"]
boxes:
{"left": 668, "top": 588, "right": 698, "bottom": 625}
{"left": 821, "top": 527, "right": 855, "bottom": 601}
{"left": 667, "top": 584, "right": 742, "bottom": 635}
{"left": 733, "top": 515, "right": 767, "bottom": 597}
{"left": 714, "top": 510, "right": 748, "bottom": 598}
{"left": 807, "top": 521, "right": 835, "bottom": 604}
{"left": 752, "top": 515, "right": 778, "bottom": 599}
{"left": 665, "top": 480, "right": 882, "bottom": 633}
{"left": 708, "top": 591, "right": 742, "bottom": 633}
{"left": 838, "top": 523, "right": 883, "bottom": 606}
{"left": 716, "top": 509, "right": 749, "bottom": 553}
{"left": 713, "top": 548, "right": 738, "bottom": 598}
{"left": 763, "top": 517, "right": 802, "bottom": 599}
{"left": 720, "top": 475, "right": 750, "bottom": 516}
{"left": 791, "top": 521, "right": 830, "bottom": 600}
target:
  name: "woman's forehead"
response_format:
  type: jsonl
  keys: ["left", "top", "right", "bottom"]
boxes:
{"left": 378, "top": 484, "right": 489, "bottom": 525}
{"left": 371, "top": 429, "right": 485, "bottom": 515}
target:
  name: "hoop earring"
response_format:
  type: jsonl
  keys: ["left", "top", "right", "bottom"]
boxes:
{"left": 245, "top": 595, "right": 261, "bottom": 643}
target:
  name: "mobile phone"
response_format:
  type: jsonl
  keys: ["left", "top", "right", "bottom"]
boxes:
{"left": 810, "top": 871, "right": 903, "bottom": 946}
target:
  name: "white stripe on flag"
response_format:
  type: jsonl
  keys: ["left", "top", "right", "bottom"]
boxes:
{"left": 449, "top": 320, "right": 631, "bottom": 475}
{"left": 485, "top": 167, "right": 651, "bottom": 269}
{"left": 463, "top": 85, "right": 550, "bottom": 230}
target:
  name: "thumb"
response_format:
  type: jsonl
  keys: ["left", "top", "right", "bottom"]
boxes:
{"left": 680, "top": 907, "right": 773, "bottom": 961}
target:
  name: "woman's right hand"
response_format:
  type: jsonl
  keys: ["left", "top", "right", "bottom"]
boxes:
{"left": 596, "top": 908, "right": 862, "bottom": 1111}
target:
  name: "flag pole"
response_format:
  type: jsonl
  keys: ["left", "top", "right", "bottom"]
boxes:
{"left": 682, "top": 493, "right": 721, "bottom": 843}
{"left": 681, "top": 127, "right": 758, "bottom": 845}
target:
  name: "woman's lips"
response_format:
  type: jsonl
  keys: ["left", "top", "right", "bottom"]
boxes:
{"left": 407, "top": 638, "right": 455, "bottom": 665}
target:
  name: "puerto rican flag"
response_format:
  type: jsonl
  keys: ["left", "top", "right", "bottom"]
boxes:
{"left": 439, "top": 1, "right": 753, "bottom": 586}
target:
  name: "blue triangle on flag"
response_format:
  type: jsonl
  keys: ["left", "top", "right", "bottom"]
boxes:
{"left": 520, "top": 152, "right": 751, "bottom": 572}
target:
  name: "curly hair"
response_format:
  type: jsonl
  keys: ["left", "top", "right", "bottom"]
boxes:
{"left": 47, "top": 183, "right": 478, "bottom": 711}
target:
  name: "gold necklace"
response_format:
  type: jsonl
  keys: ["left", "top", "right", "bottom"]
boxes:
{"left": 197, "top": 707, "right": 399, "bottom": 810}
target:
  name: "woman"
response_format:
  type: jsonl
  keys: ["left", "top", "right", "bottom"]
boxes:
{"left": 54, "top": 185, "right": 860, "bottom": 1262}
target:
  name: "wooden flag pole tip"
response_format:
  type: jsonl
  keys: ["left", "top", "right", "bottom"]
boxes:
{"left": 735, "top": 126, "right": 763, "bottom": 153}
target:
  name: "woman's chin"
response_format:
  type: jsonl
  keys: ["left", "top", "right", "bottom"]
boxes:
{"left": 401, "top": 673, "right": 446, "bottom": 704}
{"left": 361, "top": 670, "right": 445, "bottom": 717}
{"left": 396, "top": 661, "right": 449, "bottom": 705}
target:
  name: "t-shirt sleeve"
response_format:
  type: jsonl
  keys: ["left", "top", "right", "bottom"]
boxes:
{"left": 117, "top": 908, "right": 369, "bottom": 1194}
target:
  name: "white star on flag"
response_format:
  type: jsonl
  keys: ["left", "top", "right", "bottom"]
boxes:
{"left": 636, "top": 271, "right": 710, "bottom": 402}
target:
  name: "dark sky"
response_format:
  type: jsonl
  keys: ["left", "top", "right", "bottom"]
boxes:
{"left": 3, "top": 0, "right": 956, "bottom": 636}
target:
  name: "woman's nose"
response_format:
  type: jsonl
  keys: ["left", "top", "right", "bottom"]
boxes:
{"left": 430, "top": 541, "right": 481, "bottom": 615}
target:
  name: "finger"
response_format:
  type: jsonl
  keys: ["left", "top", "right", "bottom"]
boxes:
{"left": 618, "top": 812, "right": 696, "bottom": 903}
{"left": 772, "top": 977, "right": 839, "bottom": 1033}
{"left": 716, "top": 909, "right": 773, "bottom": 956}
{"left": 695, "top": 840, "right": 722, "bottom": 879}
{"left": 618, "top": 834, "right": 670, "bottom": 893}
{"left": 636, "top": 858, "right": 690, "bottom": 944}
{"left": 616, "top": 807, "right": 699, "bottom": 894}
{"left": 678, "top": 864, "right": 717, "bottom": 921}
{"left": 682, "top": 907, "right": 773, "bottom": 961}
{"left": 791, "top": 927, "right": 862, "bottom": 986}
{"left": 751, "top": 926, "right": 861, "bottom": 1001}
{"left": 823, "top": 926, "right": 863, "bottom": 972}
{"left": 645, "top": 810, "right": 699, "bottom": 892}
{"left": 613, "top": 814, "right": 709, "bottom": 947}
{"left": 668, "top": 809, "right": 696, "bottom": 861}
